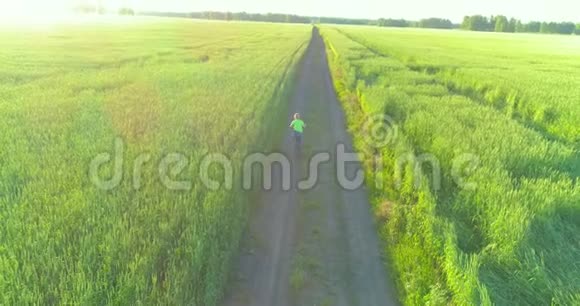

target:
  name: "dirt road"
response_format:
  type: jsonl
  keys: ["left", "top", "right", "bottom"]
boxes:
{"left": 222, "top": 28, "right": 399, "bottom": 306}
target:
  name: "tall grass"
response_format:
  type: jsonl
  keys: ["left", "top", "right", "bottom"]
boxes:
{"left": 321, "top": 26, "right": 580, "bottom": 305}
{"left": 332, "top": 26, "right": 580, "bottom": 146}
{"left": 0, "top": 18, "right": 309, "bottom": 304}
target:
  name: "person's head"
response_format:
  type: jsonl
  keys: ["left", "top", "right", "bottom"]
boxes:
{"left": 294, "top": 113, "right": 300, "bottom": 120}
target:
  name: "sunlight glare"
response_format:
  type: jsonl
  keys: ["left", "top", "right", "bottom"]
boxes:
{"left": 0, "top": 0, "right": 72, "bottom": 26}
{"left": 0, "top": 0, "right": 131, "bottom": 26}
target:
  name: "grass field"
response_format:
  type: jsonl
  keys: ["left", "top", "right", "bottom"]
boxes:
{"left": 321, "top": 26, "right": 580, "bottom": 305}
{"left": 0, "top": 18, "right": 309, "bottom": 304}
{"left": 1, "top": 16, "right": 578, "bottom": 306}
{"left": 333, "top": 27, "right": 580, "bottom": 146}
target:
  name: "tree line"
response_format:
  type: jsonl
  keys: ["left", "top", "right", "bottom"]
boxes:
{"left": 147, "top": 11, "right": 454, "bottom": 29}
{"left": 461, "top": 15, "right": 579, "bottom": 34}
{"left": 189, "top": 11, "right": 312, "bottom": 23}
{"left": 377, "top": 16, "right": 579, "bottom": 35}
{"left": 142, "top": 11, "right": 313, "bottom": 24}
{"left": 94, "top": 8, "right": 580, "bottom": 35}
{"left": 377, "top": 18, "right": 455, "bottom": 29}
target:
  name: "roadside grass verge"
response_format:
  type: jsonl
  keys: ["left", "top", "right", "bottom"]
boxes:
{"left": 321, "top": 26, "right": 580, "bottom": 305}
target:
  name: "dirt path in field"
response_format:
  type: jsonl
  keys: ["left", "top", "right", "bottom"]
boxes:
{"left": 222, "top": 28, "right": 399, "bottom": 306}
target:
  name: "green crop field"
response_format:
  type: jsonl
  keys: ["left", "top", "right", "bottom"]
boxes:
{"left": 331, "top": 27, "right": 580, "bottom": 146}
{"left": 0, "top": 18, "right": 309, "bottom": 304}
{"left": 321, "top": 26, "right": 580, "bottom": 305}
{"left": 1, "top": 15, "right": 578, "bottom": 306}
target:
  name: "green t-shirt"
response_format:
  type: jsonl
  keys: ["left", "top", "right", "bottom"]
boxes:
{"left": 291, "top": 119, "right": 305, "bottom": 133}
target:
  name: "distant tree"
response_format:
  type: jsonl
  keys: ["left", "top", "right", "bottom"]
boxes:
{"left": 236, "top": 12, "right": 248, "bottom": 20}
{"left": 494, "top": 15, "right": 509, "bottom": 32}
{"left": 515, "top": 20, "right": 525, "bottom": 32}
{"left": 527, "top": 21, "right": 541, "bottom": 32}
{"left": 118, "top": 7, "right": 134, "bottom": 15}
{"left": 540, "top": 21, "right": 575, "bottom": 34}
{"left": 460, "top": 15, "right": 579, "bottom": 35}
{"left": 378, "top": 18, "right": 409, "bottom": 27}
{"left": 190, "top": 11, "right": 310, "bottom": 24}
{"left": 461, "top": 16, "right": 471, "bottom": 29}
{"left": 461, "top": 15, "right": 493, "bottom": 31}
{"left": 576, "top": 24, "right": 580, "bottom": 35}
{"left": 418, "top": 18, "right": 453, "bottom": 29}
{"left": 478, "top": 15, "right": 491, "bottom": 31}
{"left": 319, "top": 17, "right": 372, "bottom": 25}
{"left": 558, "top": 22, "right": 576, "bottom": 34}
{"left": 540, "top": 22, "right": 549, "bottom": 33}
{"left": 507, "top": 18, "right": 517, "bottom": 32}
{"left": 408, "top": 20, "right": 420, "bottom": 27}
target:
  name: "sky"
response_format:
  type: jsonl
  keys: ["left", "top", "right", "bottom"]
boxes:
{"left": 1, "top": 0, "right": 579, "bottom": 23}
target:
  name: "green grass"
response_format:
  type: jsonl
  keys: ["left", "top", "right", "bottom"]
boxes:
{"left": 290, "top": 262, "right": 307, "bottom": 292}
{"left": 321, "top": 26, "right": 580, "bottom": 305}
{"left": 331, "top": 26, "right": 580, "bottom": 146}
{"left": 0, "top": 18, "right": 309, "bottom": 304}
